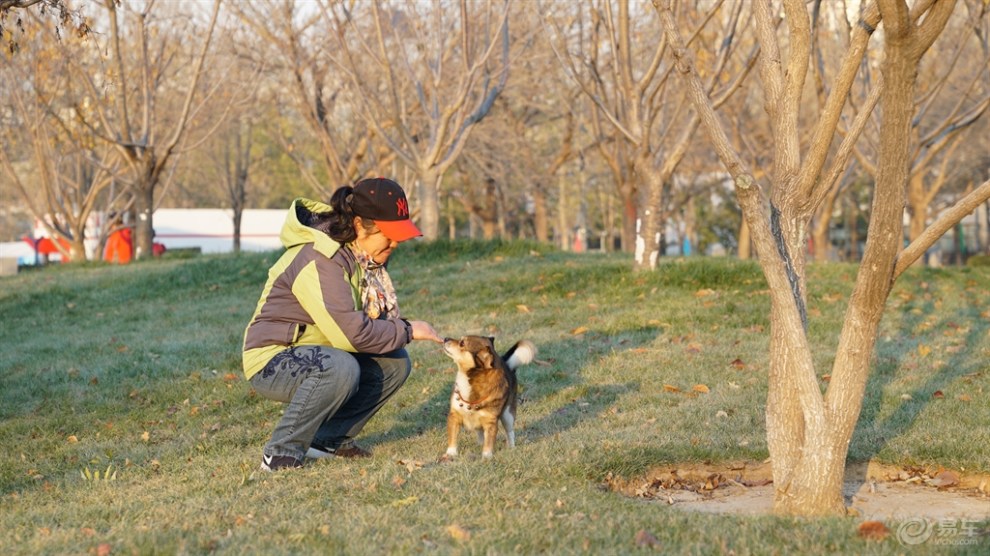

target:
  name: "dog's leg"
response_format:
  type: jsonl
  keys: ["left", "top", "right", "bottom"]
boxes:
{"left": 444, "top": 411, "right": 462, "bottom": 459}
{"left": 481, "top": 422, "right": 498, "bottom": 459}
{"left": 500, "top": 411, "right": 515, "bottom": 448}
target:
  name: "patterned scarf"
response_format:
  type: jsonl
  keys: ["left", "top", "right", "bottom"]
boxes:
{"left": 349, "top": 243, "right": 399, "bottom": 320}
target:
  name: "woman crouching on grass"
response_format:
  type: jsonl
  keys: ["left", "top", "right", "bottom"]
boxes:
{"left": 242, "top": 178, "right": 442, "bottom": 471}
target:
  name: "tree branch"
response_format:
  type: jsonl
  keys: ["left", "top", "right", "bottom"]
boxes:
{"left": 894, "top": 178, "right": 990, "bottom": 278}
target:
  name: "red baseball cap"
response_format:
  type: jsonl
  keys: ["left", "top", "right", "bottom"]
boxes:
{"left": 350, "top": 178, "right": 422, "bottom": 242}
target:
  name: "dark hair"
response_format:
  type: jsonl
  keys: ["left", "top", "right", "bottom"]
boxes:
{"left": 299, "top": 186, "right": 377, "bottom": 244}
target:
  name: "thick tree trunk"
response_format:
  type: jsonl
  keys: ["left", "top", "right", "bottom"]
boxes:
{"left": 132, "top": 176, "right": 155, "bottom": 261}
{"left": 621, "top": 189, "right": 637, "bottom": 253}
{"left": 737, "top": 219, "right": 751, "bottom": 259}
{"left": 418, "top": 169, "right": 442, "bottom": 240}
{"left": 633, "top": 156, "right": 664, "bottom": 271}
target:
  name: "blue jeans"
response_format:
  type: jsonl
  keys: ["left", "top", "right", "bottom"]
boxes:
{"left": 249, "top": 345, "right": 411, "bottom": 460}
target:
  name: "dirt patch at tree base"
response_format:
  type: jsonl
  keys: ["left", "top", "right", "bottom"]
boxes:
{"left": 605, "top": 460, "right": 990, "bottom": 521}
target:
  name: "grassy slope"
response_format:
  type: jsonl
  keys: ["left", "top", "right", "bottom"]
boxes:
{"left": 0, "top": 241, "right": 987, "bottom": 555}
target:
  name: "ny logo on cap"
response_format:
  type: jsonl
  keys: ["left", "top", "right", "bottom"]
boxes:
{"left": 396, "top": 198, "right": 409, "bottom": 217}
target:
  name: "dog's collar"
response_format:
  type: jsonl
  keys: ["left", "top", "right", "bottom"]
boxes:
{"left": 454, "top": 387, "right": 490, "bottom": 411}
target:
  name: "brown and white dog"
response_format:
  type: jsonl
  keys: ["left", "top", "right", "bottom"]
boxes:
{"left": 440, "top": 336, "right": 536, "bottom": 460}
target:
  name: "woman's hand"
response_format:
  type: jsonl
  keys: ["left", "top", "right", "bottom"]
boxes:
{"left": 409, "top": 320, "right": 443, "bottom": 343}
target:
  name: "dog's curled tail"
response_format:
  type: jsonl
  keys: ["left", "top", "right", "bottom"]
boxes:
{"left": 504, "top": 340, "right": 536, "bottom": 370}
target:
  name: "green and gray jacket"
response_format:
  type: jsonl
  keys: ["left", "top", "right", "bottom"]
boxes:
{"left": 242, "top": 198, "right": 412, "bottom": 380}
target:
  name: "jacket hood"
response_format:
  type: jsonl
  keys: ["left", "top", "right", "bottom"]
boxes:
{"left": 280, "top": 198, "right": 341, "bottom": 257}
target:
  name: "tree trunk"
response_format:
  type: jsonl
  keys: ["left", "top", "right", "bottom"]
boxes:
{"left": 738, "top": 218, "right": 751, "bottom": 259}
{"left": 533, "top": 185, "right": 549, "bottom": 244}
{"left": 620, "top": 187, "right": 638, "bottom": 253}
{"left": 633, "top": 155, "right": 664, "bottom": 271}
{"left": 418, "top": 169, "right": 442, "bottom": 240}
{"left": 907, "top": 172, "right": 928, "bottom": 242}
{"left": 132, "top": 173, "right": 156, "bottom": 261}
{"left": 232, "top": 210, "right": 242, "bottom": 254}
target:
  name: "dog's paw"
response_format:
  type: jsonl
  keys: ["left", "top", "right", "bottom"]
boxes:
{"left": 438, "top": 454, "right": 456, "bottom": 464}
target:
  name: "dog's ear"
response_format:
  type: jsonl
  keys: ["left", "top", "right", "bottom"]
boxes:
{"left": 476, "top": 346, "right": 495, "bottom": 369}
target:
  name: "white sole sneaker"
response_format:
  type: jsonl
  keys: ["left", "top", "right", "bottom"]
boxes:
{"left": 306, "top": 446, "right": 336, "bottom": 459}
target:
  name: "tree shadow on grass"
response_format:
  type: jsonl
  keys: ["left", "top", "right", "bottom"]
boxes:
{"left": 846, "top": 279, "right": 988, "bottom": 495}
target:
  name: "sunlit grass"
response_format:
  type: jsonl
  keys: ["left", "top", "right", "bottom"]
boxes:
{"left": 1, "top": 243, "right": 987, "bottom": 554}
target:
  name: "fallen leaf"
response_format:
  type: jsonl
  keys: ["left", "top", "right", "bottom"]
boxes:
{"left": 96, "top": 543, "right": 112, "bottom": 556}
{"left": 716, "top": 410, "right": 728, "bottom": 418}
{"left": 929, "top": 470, "right": 959, "bottom": 488}
{"left": 223, "top": 373, "right": 239, "bottom": 382}
{"left": 663, "top": 384, "right": 681, "bottom": 393}
{"left": 390, "top": 496, "right": 419, "bottom": 508}
{"left": 685, "top": 343, "right": 702, "bottom": 354}
{"left": 730, "top": 358, "right": 745, "bottom": 369}
{"left": 141, "top": 431, "right": 150, "bottom": 442}
{"left": 67, "top": 435, "right": 79, "bottom": 443}
{"left": 516, "top": 304, "right": 531, "bottom": 313}
{"left": 634, "top": 529, "right": 662, "bottom": 549}
{"left": 917, "top": 344, "right": 931, "bottom": 357}
{"left": 932, "top": 390, "right": 944, "bottom": 399}
{"left": 398, "top": 459, "right": 426, "bottom": 473}
{"left": 692, "top": 384, "right": 710, "bottom": 394}
{"left": 694, "top": 289, "right": 715, "bottom": 298}
{"left": 821, "top": 374, "right": 831, "bottom": 382}
{"left": 446, "top": 524, "right": 471, "bottom": 541}
{"left": 571, "top": 326, "right": 589, "bottom": 336}
{"left": 858, "top": 521, "right": 889, "bottom": 540}
{"left": 957, "top": 394, "right": 971, "bottom": 402}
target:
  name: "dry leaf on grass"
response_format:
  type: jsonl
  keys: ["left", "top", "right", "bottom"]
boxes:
{"left": 692, "top": 384, "right": 710, "bottom": 394}
{"left": 663, "top": 384, "right": 681, "bottom": 393}
{"left": 928, "top": 470, "right": 959, "bottom": 488}
{"left": 857, "top": 521, "right": 889, "bottom": 540}
{"left": 447, "top": 524, "right": 471, "bottom": 541}
{"left": 730, "top": 358, "right": 746, "bottom": 369}
{"left": 571, "top": 326, "right": 589, "bottom": 336}
{"left": 634, "top": 529, "right": 662, "bottom": 549}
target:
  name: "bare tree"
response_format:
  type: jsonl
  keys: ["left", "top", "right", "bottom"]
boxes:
{"left": 54, "top": 0, "right": 224, "bottom": 260}
{"left": 658, "top": 0, "right": 990, "bottom": 516}
{"left": 1, "top": 0, "right": 86, "bottom": 54}
{"left": 0, "top": 12, "right": 127, "bottom": 262}
{"left": 321, "top": 0, "right": 510, "bottom": 239}
{"left": 547, "top": 0, "right": 755, "bottom": 270}
{"left": 851, "top": 0, "right": 990, "bottom": 246}
{"left": 234, "top": 0, "right": 389, "bottom": 199}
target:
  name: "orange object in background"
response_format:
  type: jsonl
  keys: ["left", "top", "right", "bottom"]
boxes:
{"left": 21, "top": 235, "right": 72, "bottom": 262}
{"left": 104, "top": 228, "right": 133, "bottom": 264}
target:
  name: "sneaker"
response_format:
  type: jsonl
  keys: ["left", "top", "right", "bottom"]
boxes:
{"left": 334, "top": 444, "right": 372, "bottom": 459}
{"left": 305, "top": 444, "right": 336, "bottom": 460}
{"left": 305, "top": 443, "right": 372, "bottom": 460}
{"left": 260, "top": 454, "right": 303, "bottom": 472}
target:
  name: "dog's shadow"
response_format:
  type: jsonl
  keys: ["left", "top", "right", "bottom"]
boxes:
{"left": 362, "top": 331, "right": 652, "bottom": 452}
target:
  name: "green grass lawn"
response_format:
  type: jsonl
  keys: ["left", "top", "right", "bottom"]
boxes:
{"left": 1, "top": 241, "right": 987, "bottom": 555}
